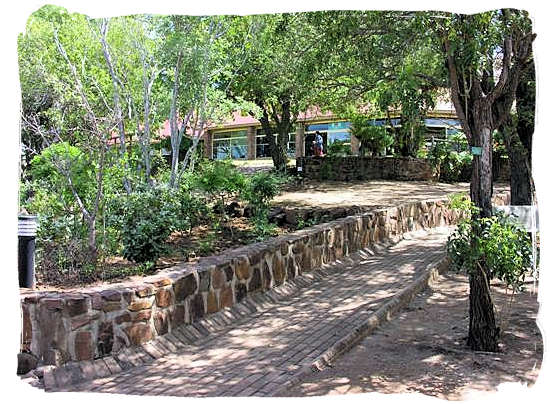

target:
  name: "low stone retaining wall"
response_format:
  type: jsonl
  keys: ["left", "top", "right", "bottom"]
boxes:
{"left": 19, "top": 192, "right": 510, "bottom": 369}
{"left": 297, "top": 156, "right": 511, "bottom": 183}
{"left": 297, "top": 156, "right": 434, "bottom": 181}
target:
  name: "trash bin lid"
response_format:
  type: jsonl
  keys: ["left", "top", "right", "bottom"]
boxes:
{"left": 18, "top": 215, "right": 38, "bottom": 237}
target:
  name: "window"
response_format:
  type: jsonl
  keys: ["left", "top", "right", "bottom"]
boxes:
{"left": 256, "top": 129, "right": 295, "bottom": 158}
{"left": 327, "top": 131, "right": 350, "bottom": 144}
{"left": 212, "top": 130, "right": 248, "bottom": 160}
{"left": 306, "top": 123, "right": 329, "bottom": 132}
{"left": 425, "top": 126, "right": 447, "bottom": 139}
{"left": 287, "top": 133, "right": 296, "bottom": 156}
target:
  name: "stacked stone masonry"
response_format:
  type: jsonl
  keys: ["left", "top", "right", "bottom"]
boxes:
{"left": 297, "top": 156, "right": 511, "bottom": 182}
{"left": 297, "top": 156, "right": 434, "bottom": 181}
{"left": 19, "top": 193, "right": 510, "bottom": 368}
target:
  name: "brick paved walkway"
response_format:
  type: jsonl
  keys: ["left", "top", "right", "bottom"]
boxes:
{"left": 51, "top": 228, "right": 450, "bottom": 397}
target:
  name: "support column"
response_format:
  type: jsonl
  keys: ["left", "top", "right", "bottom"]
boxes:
{"left": 295, "top": 123, "right": 305, "bottom": 158}
{"left": 203, "top": 130, "right": 213, "bottom": 159}
{"left": 247, "top": 126, "right": 256, "bottom": 160}
{"left": 351, "top": 133, "right": 360, "bottom": 155}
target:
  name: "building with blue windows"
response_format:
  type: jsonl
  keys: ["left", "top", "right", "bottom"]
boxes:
{"left": 201, "top": 106, "right": 462, "bottom": 160}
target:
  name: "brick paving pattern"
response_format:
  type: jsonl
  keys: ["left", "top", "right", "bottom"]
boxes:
{"left": 52, "top": 229, "right": 449, "bottom": 397}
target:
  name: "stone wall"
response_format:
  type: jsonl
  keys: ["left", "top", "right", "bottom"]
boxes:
{"left": 19, "top": 192, "right": 510, "bottom": 368}
{"left": 297, "top": 156, "right": 434, "bottom": 181}
{"left": 296, "top": 155, "right": 512, "bottom": 183}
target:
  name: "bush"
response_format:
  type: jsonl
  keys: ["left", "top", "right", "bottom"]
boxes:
{"left": 242, "top": 171, "right": 285, "bottom": 216}
{"left": 447, "top": 197, "right": 534, "bottom": 292}
{"left": 250, "top": 213, "right": 279, "bottom": 241}
{"left": 428, "top": 133, "right": 472, "bottom": 182}
{"left": 192, "top": 159, "right": 247, "bottom": 208}
{"left": 119, "top": 186, "right": 204, "bottom": 263}
{"left": 326, "top": 140, "right": 351, "bottom": 156}
{"left": 350, "top": 114, "right": 394, "bottom": 156}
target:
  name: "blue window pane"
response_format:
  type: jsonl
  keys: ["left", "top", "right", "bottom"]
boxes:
{"left": 306, "top": 123, "right": 329, "bottom": 131}
{"left": 215, "top": 146, "right": 230, "bottom": 160}
{"left": 424, "top": 118, "right": 462, "bottom": 127}
{"left": 328, "top": 131, "right": 351, "bottom": 144}
{"left": 231, "top": 145, "right": 248, "bottom": 159}
{"left": 328, "top": 121, "right": 351, "bottom": 130}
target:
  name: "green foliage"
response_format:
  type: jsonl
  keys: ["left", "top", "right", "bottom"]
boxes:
{"left": 250, "top": 213, "right": 279, "bottom": 241}
{"left": 428, "top": 133, "right": 472, "bottom": 182}
{"left": 242, "top": 171, "right": 285, "bottom": 216}
{"left": 447, "top": 210, "right": 533, "bottom": 292}
{"left": 240, "top": 171, "right": 286, "bottom": 239}
{"left": 350, "top": 114, "right": 394, "bottom": 156}
{"left": 197, "top": 232, "right": 216, "bottom": 256}
{"left": 448, "top": 192, "right": 479, "bottom": 216}
{"left": 192, "top": 159, "right": 246, "bottom": 204}
{"left": 29, "top": 142, "right": 95, "bottom": 209}
{"left": 119, "top": 188, "right": 177, "bottom": 263}
{"left": 118, "top": 186, "right": 203, "bottom": 263}
{"left": 326, "top": 140, "right": 351, "bottom": 156}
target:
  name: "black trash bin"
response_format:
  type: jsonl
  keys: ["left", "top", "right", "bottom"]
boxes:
{"left": 18, "top": 215, "right": 38, "bottom": 289}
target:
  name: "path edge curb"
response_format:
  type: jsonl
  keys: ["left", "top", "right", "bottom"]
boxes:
{"left": 272, "top": 254, "right": 450, "bottom": 396}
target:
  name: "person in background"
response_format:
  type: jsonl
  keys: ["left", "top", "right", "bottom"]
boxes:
{"left": 314, "top": 131, "right": 324, "bottom": 156}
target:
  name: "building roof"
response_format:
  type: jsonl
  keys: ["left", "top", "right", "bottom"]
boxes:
{"left": 109, "top": 98, "right": 458, "bottom": 144}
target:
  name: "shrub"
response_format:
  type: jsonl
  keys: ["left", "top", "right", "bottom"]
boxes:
{"left": 447, "top": 197, "right": 534, "bottom": 292}
{"left": 350, "top": 114, "right": 394, "bottom": 156}
{"left": 326, "top": 140, "right": 351, "bottom": 156}
{"left": 242, "top": 171, "right": 285, "bottom": 216}
{"left": 119, "top": 187, "right": 203, "bottom": 263}
{"left": 428, "top": 133, "right": 472, "bottom": 182}
{"left": 192, "top": 159, "right": 247, "bottom": 208}
{"left": 250, "top": 213, "right": 279, "bottom": 241}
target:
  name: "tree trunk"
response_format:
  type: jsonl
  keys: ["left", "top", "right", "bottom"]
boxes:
{"left": 503, "top": 123, "right": 532, "bottom": 205}
{"left": 467, "top": 262, "right": 500, "bottom": 351}
{"left": 100, "top": 19, "right": 131, "bottom": 194}
{"left": 508, "top": 56, "right": 535, "bottom": 205}
{"left": 259, "top": 106, "right": 288, "bottom": 171}
{"left": 470, "top": 105, "right": 494, "bottom": 219}
{"left": 467, "top": 103, "right": 500, "bottom": 351}
{"left": 86, "top": 215, "right": 98, "bottom": 264}
{"left": 169, "top": 51, "right": 183, "bottom": 188}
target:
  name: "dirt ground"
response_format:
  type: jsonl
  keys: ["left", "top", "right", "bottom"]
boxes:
{"left": 275, "top": 180, "right": 509, "bottom": 210}
{"left": 281, "top": 272, "right": 542, "bottom": 400}
{"left": 33, "top": 180, "right": 510, "bottom": 291}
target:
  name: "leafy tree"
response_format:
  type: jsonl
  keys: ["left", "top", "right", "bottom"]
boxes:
{"left": 229, "top": 13, "right": 323, "bottom": 171}
{"left": 434, "top": 10, "right": 535, "bottom": 351}
{"left": 307, "top": 11, "right": 447, "bottom": 158}
{"left": 160, "top": 15, "right": 254, "bottom": 187}
{"left": 312, "top": 9, "right": 535, "bottom": 352}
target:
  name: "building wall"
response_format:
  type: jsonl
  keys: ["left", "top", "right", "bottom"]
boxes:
{"left": 246, "top": 126, "right": 256, "bottom": 159}
{"left": 207, "top": 116, "right": 462, "bottom": 161}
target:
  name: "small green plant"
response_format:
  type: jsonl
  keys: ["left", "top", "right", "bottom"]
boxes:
{"left": 250, "top": 213, "right": 278, "bottom": 241}
{"left": 326, "top": 140, "right": 351, "bottom": 156}
{"left": 242, "top": 171, "right": 285, "bottom": 216}
{"left": 197, "top": 232, "right": 215, "bottom": 256}
{"left": 447, "top": 206, "right": 533, "bottom": 292}
{"left": 193, "top": 159, "right": 247, "bottom": 208}
{"left": 428, "top": 133, "right": 473, "bottom": 183}
{"left": 295, "top": 216, "right": 320, "bottom": 230}
{"left": 350, "top": 114, "right": 394, "bottom": 156}
{"left": 241, "top": 171, "right": 286, "bottom": 239}
{"left": 119, "top": 187, "right": 180, "bottom": 263}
